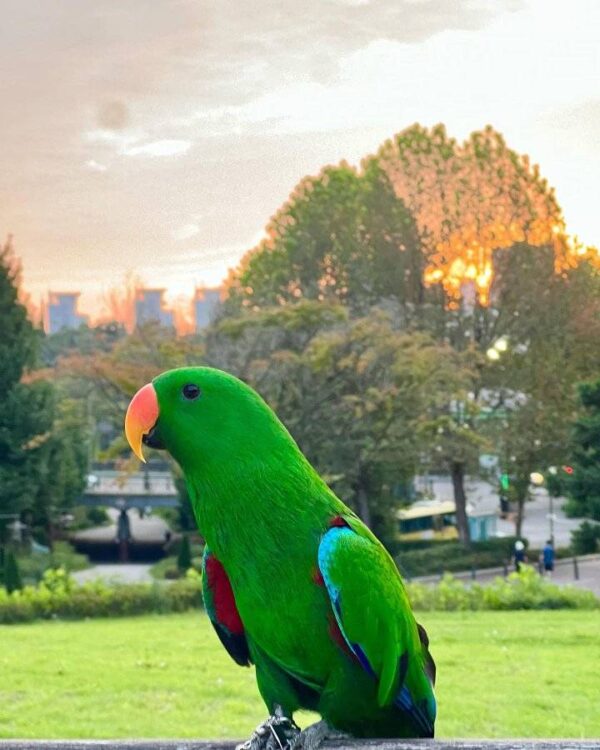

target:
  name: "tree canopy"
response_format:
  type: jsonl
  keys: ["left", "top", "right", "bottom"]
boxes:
{"left": 375, "top": 123, "right": 568, "bottom": 307}
{"left": 226, "top": 161, "right": 424, "bottom": 316}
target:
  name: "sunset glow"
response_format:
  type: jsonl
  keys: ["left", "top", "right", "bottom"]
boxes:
{"left": 0, "top": 0, "right": 598, "bottom": 320}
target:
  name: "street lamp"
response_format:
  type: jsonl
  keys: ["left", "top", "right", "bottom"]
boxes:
{"left": 547, "top": 466, "right": 558, "bottom": 544}
{"left": 486, "top": 336, "right": 510, "bottom": 361}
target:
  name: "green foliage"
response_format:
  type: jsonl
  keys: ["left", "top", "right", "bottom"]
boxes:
{"left": 570, "top": 521, "right": 600, "bottom": 555}
{"left": 0, "top": 238, "right": 89, "bottom": 534}
{"left": 177, "top": 535, "right": 192, "bottom": 571}
{"left": 1, "top": 565, "right": 595, "bottom": 626}
{"left": 151, "top": 553, "right": 203, "bottom": 580}
{"left": 0, "top": 240, "right": 55, "bottom": 521}
{"left": 41, "top": 322, "right": 126, "bottom": 366}
{"left": 406, "top": 567, "right": 599, "bottom": 611}
{"left": 16, "top": 541, "right": 90, "bottom": 584}
{"left": 2, "top": 549, "right": 22, "bottom": 593}
{"left": 566, "top": 378, "right": 600, "bottom": 520}
{"left": 395, "top": 537, "right": 518, "bottom": 578}
{"left": 85, "top": 506, "right": 111, "bottom": 527}
{"left": 0, "top": 568, "right": 202, "bottom": 624}
{"left": 0, "top": 237, "right": 38, "bottom": 389}
{"left": 226, "top": 161, "right": 423, "bottom": 315}
{"left": 208, "top": 303, "right": 474, "bottom": 538}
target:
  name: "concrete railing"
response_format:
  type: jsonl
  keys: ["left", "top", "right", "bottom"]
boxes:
{"left": 1, "top": 741, "right": 598, "bottom": 749}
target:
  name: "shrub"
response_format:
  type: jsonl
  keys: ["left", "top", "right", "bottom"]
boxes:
{"left": 86, "top": 507, "right": 111, "bottom": 526}
{"left": 395, "top": 537, "right": 518, "bottom": 578}
{"left": 17, "top": 541, "right": 90, "bottom": 584}
{"left": 0, "top": 567, "right": 203, "bottom": 624}
{"left": 571, "top": 521, "right": 600, "bottom": 555}
{"left": 406, "top": 566, "right": 599, "bottom": 612}
{"left": 3, "top": 550, "right": 23, "bottom": 593}
{"left": 177, "top": 534, "right": 192, "bottom": 572}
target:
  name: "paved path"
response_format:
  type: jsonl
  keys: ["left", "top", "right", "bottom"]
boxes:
{"left": 72, "top": 563, "right": 154, "bottom": 585}
{"left": 71, "top": 507, "right": 171, "bottom": 545}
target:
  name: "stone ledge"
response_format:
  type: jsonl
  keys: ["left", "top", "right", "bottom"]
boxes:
{"left": 0, "top": 741, "right": 598, "bottom": 750}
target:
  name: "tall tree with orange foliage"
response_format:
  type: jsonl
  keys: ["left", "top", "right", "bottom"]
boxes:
{"left": 374, "top": 123, "right": 568, "bottom": 308}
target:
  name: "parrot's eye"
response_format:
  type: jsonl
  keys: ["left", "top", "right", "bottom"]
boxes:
{"left": 182, "top": 383, "right": 201, "bottom": 400}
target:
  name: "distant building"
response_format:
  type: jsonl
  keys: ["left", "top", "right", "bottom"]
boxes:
{"left": 194, "top": 287, "right": 221, "bottom": 330}
{"left": 135, "top": 289, "right": 174, "bottom": 329}
{"left": 47, "top": 292, "right": 88, "bottom": 334}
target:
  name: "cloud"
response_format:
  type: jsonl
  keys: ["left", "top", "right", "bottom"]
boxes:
{"left": 173, "top": 222, "right": 201, "bottom": 240}
{"left": 123, "top": 139, "right": 192, "bottom": 157}
{"left": 85, "top": 159, "right": 108, "bottom": 172}
{"left": 3, "top": 0, "right": 599, "bottom": 311}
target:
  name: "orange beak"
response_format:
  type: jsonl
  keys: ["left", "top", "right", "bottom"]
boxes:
{"left": 124, "top": 383, "right": 159, "bottom": 463}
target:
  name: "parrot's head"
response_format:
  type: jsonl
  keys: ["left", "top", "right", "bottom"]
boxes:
{"left": 124, "top": 366, "right": 292, "bottom": 476}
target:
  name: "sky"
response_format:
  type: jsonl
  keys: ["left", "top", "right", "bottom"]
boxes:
{"left": 1, "top": 0, "right": 599, "bottom": 317}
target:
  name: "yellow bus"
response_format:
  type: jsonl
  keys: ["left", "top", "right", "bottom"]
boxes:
{"left": 396, "top": 500, "right": 458, "bottom": 541}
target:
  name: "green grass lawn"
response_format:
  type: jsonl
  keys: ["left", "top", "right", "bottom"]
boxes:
{"left": 1, "top": 610, "right": 598, "bottom": 739}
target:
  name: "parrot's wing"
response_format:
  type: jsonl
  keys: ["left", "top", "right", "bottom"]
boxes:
{"left": 202, "top": 547, "right": 252, "bottom": 667}
{"left": 318, "top": 521, "right": 435, "bottom": 736}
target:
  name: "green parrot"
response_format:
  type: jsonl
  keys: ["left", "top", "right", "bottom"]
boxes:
{"left": 125, "top": 367, "right": 436, "bottom": 749}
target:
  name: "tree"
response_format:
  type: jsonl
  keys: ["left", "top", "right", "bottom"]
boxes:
{"left": 225, "top": 161, "right": 424, "bottom": 316}
{"left": 566, "top": 379, "right": 600, "bottom": 521}
{"left": 375, "top": 124, "right": 569, "bottom": 308}
{"left": 0, "top": 238, "right": 55, "bottom": 521}
{"left": 417, "top": 390, "right": 488, "bottom": 544}
{"left": 477, "top": 254, "right": 600, "bottom": 537}
{"left": 55, "top": 321, "right": 205, "bottom": 450}
{"left": 41, "top": 322, "right": 126, "bottom": 366}
{"left": 207, "top": 302, "right": 472, "bottom": 542}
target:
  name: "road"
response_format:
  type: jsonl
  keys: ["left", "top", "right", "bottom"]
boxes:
{"left": 72, "top": 563, "right": 153, "bottom": 585}
{"left": 71, "top": 507, "right": 172, "bottom": 545}
{"left": 421, "top": 476, "right": 582, "bottom": 547}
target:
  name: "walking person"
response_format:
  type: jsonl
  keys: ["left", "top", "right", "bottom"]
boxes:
{"left": 542, "top": 539, "right": 555, "bottom": 577}
{"left": 514, "top": 539, "right": 527, "bottom": 572}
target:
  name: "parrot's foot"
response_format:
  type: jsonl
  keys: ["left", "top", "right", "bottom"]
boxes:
{"left": 236, "top": 707, "right": 300, "bottom": 750}
{"left": 292, "top": 720, "right": 350, "bottom": 750}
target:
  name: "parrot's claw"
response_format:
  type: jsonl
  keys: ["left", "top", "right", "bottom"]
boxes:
{"left": 291, "top": 720, "right": 350, "bottom": 750}
{"left": 236, "top": 708, "right": 300, "bottom": 750}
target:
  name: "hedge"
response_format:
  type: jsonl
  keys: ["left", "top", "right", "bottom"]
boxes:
{"left": 0, "top": 568, "right": 203, "bottom": 624}
{"left": 394, "top": 537, "right": 520, "bottom": 577}
{"left": 0, "top": 565, "right": 597, "bottom": 625}
{"left": 407, "top": 566, "right": 599, "bottom": 611}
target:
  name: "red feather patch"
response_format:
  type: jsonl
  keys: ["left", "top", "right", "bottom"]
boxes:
{"left": 205, "top": 555, "right": 245, "bottom": 636}
{"left": 329, "top": 515, "right": 349, "bottom": 528}
{"left": 312, "top": 567, "right": 325, "bottom": 586}
{"left": 328, "top": 614, "right": 354, "bottom": 658}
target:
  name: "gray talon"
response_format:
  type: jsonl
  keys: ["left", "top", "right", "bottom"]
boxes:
{"left": 236, "top": 709, "right": 300, "bottom": 750}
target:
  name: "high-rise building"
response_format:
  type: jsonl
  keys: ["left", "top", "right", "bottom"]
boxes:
{"left": 47, "top": 292, "right": 88, "bottom": 334}
{"left": 135, "top": 289, "right": 174, "bottom": 329}
{"left": 194, "top": 287, "right": 221, "bottom": 330}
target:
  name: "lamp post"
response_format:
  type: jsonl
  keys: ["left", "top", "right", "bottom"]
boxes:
{"left": 547, "top": 466, "right": 558, "bottom": 544}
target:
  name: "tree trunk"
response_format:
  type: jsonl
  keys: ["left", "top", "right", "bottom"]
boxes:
{"left": 515, "top": 497, "right": 525, "bottom": 539}
{"left": 356, "top": 484, "right": 372, "bottom": 530}
{"left": 451, "top": 461, "right": 471, "bottom": 545}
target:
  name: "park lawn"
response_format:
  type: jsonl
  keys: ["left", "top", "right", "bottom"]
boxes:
{"left": 0, "top": 610, "right": 598, "bottom": 739}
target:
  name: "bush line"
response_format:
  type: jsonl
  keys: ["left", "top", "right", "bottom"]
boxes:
{"left": 0, "top": 565, "right": 597, "bottom": 625}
